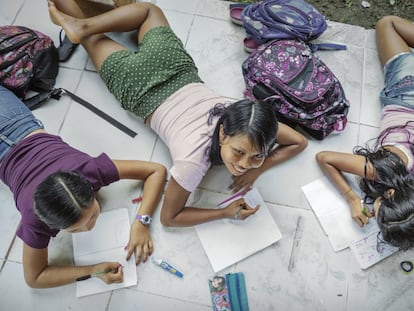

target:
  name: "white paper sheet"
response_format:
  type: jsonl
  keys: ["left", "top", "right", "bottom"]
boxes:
{"left": 301, "top": 176, "right": 378, "bottom": 252}
{"left": 302, "top": 177, "right": 398, "bottom": 268}
{"left": 72, "top": 208, "right": 137, "bottom": 297}
{"left": 195, "top": 188, "right": 282, "bottom": 273}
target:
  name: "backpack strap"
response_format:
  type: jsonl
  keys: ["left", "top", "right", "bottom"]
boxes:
{"left": 58, "top": 88, "right": 137, "bottom": 138}
{"left": 308, "top": 42, "right": 347, "bottom": 52}
{"left": 23, "top": 88, "right": 61, "bottom": 110}
{"left": 25, "top": 88, "right": 137, "bottom": 138}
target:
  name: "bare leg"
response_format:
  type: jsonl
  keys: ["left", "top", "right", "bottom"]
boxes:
{"left": 48, "top": 0, "right": 169, "bottom": 71}
{"left": 113, "top": 0, "right": 135, "bottom": 7}
{"left": 375, "top": 15, "right": 414, "bottom": 67}
{"left": 53, "top": 0, "right": 90, "bottom": 18}
{"left": 52, "top": 0, "right": 122, "bottom": 20}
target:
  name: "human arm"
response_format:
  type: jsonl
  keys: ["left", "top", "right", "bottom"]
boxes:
{"left": 159, "top": 177, "right": 259, "bottom": 227}
{"left": 315, "top": 151, "right": 375, "bottom": 227}
{"left": 112, "top": 160, "right": 166, "bottom": 264}
{"left": 22, "top": 243, "right": 122, "bottom": 288}
{"left": 230, "top": 122, "right": 308, "bottom": 192}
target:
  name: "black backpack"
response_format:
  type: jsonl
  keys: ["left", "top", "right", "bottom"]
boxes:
{"left": 0, "top": 25, "right": 59, "bottom": 109}
{"left": 0, "top": 25, "right": 138, "bottom": 139}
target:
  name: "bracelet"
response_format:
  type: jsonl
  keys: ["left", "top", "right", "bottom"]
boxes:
{"left": 341, "top": 188, "right": 353, "bottom": 196}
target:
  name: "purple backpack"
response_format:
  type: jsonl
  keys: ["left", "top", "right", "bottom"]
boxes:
{"left": 242, "top": 39, "right": 350, "bottom": 140}
{"left": 0, "top": 25, "right": 59, "bottom": 109}
{"left": 241, "top": 0, "right": 327, "bottom": 44}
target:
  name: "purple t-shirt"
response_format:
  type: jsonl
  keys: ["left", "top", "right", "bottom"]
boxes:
{"left": 0, "top": 133, "right": 119, "bottom": 249}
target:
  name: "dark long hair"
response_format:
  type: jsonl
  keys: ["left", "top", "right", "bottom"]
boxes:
{"left": 354, "top": 145, "right": 414, "bottom": 250}
{"left": 208, "top": 99, "right": 278, "bottom": 165}
{"left": 376, "top": 186, "right": 414, "bottom": 250}
{"left": 33, "top": 171, "right": 95, "bottom": 229}
{"left": 355, "top": 146, "right": 408, "bottom": 200}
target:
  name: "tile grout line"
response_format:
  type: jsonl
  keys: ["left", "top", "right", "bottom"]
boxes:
{"left": 0, "top": 233, "right": 17, "bottom": 272}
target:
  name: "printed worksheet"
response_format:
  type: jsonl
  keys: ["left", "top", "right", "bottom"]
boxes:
{"left": 194, "top": 188, "right": 282, "bottom": 272}
{"left": 72, "top": 208, "right": 137, "bottom": 298}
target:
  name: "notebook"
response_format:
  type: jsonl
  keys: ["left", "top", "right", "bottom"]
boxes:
{"left": 194, "top": 188, "right": 282, "bottom": 272}
{"left": 302, "top": 177, "right": 398, "bottom": 269}
{"left": 72, "top": 208, "right": 137, "bottom": 297}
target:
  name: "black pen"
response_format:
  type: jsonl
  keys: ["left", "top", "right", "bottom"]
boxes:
{"left": 76, "top": 268, "right": 114, "bottom": 282}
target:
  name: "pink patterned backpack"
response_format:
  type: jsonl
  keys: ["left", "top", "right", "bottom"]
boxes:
{"left": 0, "top": 25, "right": 59, "bottom": 109}
{"left": 242, "top": 39, "right": 350, "bottom": 140}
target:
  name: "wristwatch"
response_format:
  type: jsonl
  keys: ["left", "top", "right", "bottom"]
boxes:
{"left": 136, "top": 214, "right": 152, "bottom": 225}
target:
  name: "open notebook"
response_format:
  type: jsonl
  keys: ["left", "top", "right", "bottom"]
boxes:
{"left": 194, "top": 188, "right": 282, "bottom": 272}
{"left": 302, "top": 177, "right": 398, "bottom": 269}
{"left": 72, "top": 208, "right": 137, "bottom": 297}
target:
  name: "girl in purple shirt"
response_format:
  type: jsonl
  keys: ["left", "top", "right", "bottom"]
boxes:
{"left": 317, "top": 16, "right": 414, "bottom": 250}
{"left": 0, "top": 86, "right": 166, "bottom": 288}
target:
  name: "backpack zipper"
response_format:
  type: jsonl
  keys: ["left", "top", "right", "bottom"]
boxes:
{"left": 0, "top": 28, "right": 39, "bottom": 70}
{"left": 254, "top": 42, "right": 311, "bottom": 96}
{"left": 0, "top": 28, "right": 38, "bottom": 54}
{"left": 0, "top": 33, "right": 40, "bottom": 82}
{"left": 0, "top": 49, "right": 31, "bottom": 70}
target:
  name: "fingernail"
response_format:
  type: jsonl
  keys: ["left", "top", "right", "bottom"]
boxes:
{"left": 124, "top": 245, "right": 128, "bottom": 250}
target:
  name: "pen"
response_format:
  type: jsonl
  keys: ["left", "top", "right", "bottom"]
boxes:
{"left": 132, "top": 196, "right": 143, "bottom": 204}
{"left": 217, "top": 188, "right": 251, "bottom": 208}
{"left": 151, "top": 258, "right": 183, "bottom": 278}
{"left": 76, "top": 268, "right": 115, "bottom": 282}
{"left": 361, "top": 200, "right": 368, "bottom": 217}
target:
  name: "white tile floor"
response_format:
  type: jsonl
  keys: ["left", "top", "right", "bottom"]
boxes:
{"left": 1, "top": 0, "right": 414, "bottom": 310}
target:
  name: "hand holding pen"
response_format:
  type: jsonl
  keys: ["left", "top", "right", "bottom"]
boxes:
{"left": 226, "top": 198, "right": 259, "bottom": 221}
{"left": 76, "top": 263, "right": 123, "bottom": 284}
{"left": 350, "top": 199, "right": 373, "bottom": 227}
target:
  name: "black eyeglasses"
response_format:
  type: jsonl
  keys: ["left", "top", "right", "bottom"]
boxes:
{"left": 362, "top": 195, "right": 374, "bottom": 205}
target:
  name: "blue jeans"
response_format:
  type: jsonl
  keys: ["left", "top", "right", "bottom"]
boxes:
{"left": 380, "top": 52, "right": 414, "bottom": 109}
{"left": 0, "top": 86, "right": 43, "bottom": 161}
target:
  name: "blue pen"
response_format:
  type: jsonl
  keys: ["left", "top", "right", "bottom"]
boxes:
{"left": 152, "top": 258, "right": 183, "bottom": 278}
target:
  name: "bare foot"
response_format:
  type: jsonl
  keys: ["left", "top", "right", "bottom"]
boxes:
{"left": 48, "top": 1, "right": 83, "bottom": 44}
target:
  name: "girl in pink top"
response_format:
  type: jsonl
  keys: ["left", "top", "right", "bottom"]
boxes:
{"left": 317, "top": 16, "right": 414, "bottom": 250}
{"left": 49, "top": 1, "right": 307, "bottom": 228}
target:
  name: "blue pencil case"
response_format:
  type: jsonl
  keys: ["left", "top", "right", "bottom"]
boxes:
{"left": 208, "top": 272, "right": 249, "bottom": 311}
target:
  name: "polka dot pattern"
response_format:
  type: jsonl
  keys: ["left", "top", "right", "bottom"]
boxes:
{"left": 100, "top": 26, "right": 203, "bottom": 119}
